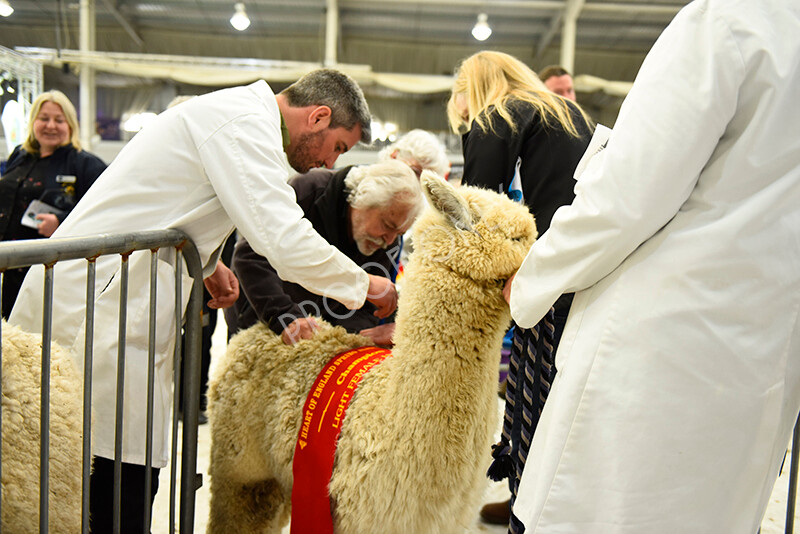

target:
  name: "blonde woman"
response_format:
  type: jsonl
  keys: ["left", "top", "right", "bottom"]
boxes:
{"left": 0, "top": 90, "right": 106, "bottom": 317}
{"left": 448, "top": 50, "right": 594, "bottom": 528}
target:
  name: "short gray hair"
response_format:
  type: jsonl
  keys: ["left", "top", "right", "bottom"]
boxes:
{"left": 345, "top": 160, "right": 423, "bottom": 220}
{"left": 378, "top": 129, "right": 450, "bottom": 177}
{"left": 281, "top": 69, "right": 372, "bottom": 144}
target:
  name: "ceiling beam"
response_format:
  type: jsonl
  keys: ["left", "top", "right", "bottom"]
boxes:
{"left": 344, "top": 0, "right": 563, "bottom": 9}
{"left": 580, "top": 2, "right": 682, "bottom": 15}
{"left": 99, "top": 0, "right": 144, "bottom": 46}
{"left": 535, "top": 0, "right": 584, "bottom": 71}
{"left": 79, "top": 0, "right": 96, "bottom": 149}
{"left": 535, "top": 12, "right": 563, "bottom": 60}
{"left": 325, "top": 0, "right": 338, "bottom": 66}
{"left": 343, "top": 0, "right": 681, "bottom": 17}
{"left": 560, "top": 0, "right": 585, "bottom": 72}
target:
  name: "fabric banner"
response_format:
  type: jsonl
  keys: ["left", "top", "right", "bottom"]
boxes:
{"left": 290, "top": 345, "right": 391, "bottom": 534}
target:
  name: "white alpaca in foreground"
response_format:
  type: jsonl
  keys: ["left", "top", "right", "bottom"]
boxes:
{"left": 1, "top": 321, "right": 84, "bottom": 533}
{"left": 206, "top": 172, "right": 537, "bottom": 533}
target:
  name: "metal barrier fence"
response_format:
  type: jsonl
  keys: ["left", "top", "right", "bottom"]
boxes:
{"left": 0, "top": 230, "right": 204, "bottom": 534}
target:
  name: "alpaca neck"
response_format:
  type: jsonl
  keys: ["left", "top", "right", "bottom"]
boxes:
{"left": 392, "top": 260, "right": 510, "bottom": 370}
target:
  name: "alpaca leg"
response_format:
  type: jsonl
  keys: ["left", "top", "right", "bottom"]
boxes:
{"left": 207, "top": 475, "right": 288, "bottom": 534}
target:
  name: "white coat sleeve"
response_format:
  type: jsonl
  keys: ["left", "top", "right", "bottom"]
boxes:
{"left": 197, "top": 113, "right": 369, "bottom": 311}
{"left": 510, "top": 0, "right": 744, "bottom": 327}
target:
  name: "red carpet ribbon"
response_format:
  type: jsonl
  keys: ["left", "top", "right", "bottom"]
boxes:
{"left": 290, "top": 346, "right": 391, "bottom": 534}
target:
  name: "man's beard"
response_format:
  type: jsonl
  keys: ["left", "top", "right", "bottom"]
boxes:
{"left": 354, "top": 236, "right": 386, "bottom": 256}
{"left": 286, "top": 130, "right": 325, "bottom": 173}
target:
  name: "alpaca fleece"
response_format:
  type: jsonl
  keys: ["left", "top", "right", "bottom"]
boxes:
{"left": 1, "top": 321, "right": 85, "bottom": 533}
{"left": 207, "top": 173, "right": 537, "bottom": 533}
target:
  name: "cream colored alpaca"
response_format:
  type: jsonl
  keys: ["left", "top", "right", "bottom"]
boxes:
{"left": 1, "top": 321, "right": 84, "bottom": 533}
{"left": 207, "top": 173, "right": 537, "bottom": 533}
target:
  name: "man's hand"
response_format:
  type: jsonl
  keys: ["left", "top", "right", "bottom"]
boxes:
{"left": 503, "top": 272, "right": 516, "bottom": 305}
{"left": 281, "top": 317, "right": 320, "bottom": 345}
{"left": 359, "top": 322, "right": 395, "bottom": 347}
{"left": 204, "top": 261, "right": 240, "bottom": 309}
{"left": 365, "top": 274, "right": 397, "bottom": 319}
{"left": 35, "top": 213, "right": 60, "bottom": 237}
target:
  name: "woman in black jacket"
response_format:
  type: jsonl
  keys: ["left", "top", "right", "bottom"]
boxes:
{"left": 0, "top": 90, "right": 106, "bottom": 317}
{"left": 447, "top": 50, "right": 594, "bottom": 530}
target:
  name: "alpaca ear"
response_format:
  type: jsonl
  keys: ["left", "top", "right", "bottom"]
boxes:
{"left": 421, "top": 171, "right": 474, "bottom": 232}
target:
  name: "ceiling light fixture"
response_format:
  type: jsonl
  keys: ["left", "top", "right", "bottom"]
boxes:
{"left": 0, "top": 0, "right": 14, "bottom": 17}
{"left": 471, "top": 13, "right": 492, "bottom": 41}
{"left": 230, "top": 3, "right": 250, "bottom": 31}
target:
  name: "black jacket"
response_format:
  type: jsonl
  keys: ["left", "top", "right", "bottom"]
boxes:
{"left": 0, "top": 144, "right": 106, "bottom": 241}
{"left": 461, "top": 99, "right": 592, "bottom": 235}
{"left": 0, "top": 143, "right": 106, "bottom": 318}
{"left": 226, "top": 166, "right": 398, "bottom": 336}
{"left": 461, "top": 99, "right": 593, "bottom": 314}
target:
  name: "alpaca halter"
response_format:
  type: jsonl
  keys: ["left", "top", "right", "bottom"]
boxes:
{"left": 291, "top": 345, "right": 392, "bottom": 534}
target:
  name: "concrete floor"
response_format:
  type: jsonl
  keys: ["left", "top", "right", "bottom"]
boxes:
{"left": 151, "top": 314, "right": 799, "bottom": 533}
{"left": 152, "top": 411, "right": 511, "bottom": 534}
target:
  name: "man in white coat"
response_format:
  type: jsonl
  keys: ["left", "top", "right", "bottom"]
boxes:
{"left": 506, "top": 0, "right": 800, "bottom": 531}
{"left": 10, "top": 69, "right": 395, "bottom": 532}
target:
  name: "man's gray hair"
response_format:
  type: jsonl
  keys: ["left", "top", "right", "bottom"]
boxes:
{"left": 345, "top": 160, "right": 423, "bottom": 219}
{"left": 378, "top": 129, "right": 450, "bottom": 177}
{"left": 281, "top": 69, "right": 372, "bottom": 144}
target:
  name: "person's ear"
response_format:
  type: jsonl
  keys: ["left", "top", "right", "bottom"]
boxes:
{"left": 308, "top": 106, "right": 332, "bottom": 131}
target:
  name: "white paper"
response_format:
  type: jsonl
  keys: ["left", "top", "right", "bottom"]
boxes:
{"left": 21, "top": 199, "right": 64, "bottom": 229}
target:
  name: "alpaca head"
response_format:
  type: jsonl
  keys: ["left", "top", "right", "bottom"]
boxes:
{"left": 411, "top": 171, "right": 537, "bottom": 282}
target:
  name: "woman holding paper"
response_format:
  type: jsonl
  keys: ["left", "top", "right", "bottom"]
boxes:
{"left": 0, "top": 89, "right": 106, "bottom": 317}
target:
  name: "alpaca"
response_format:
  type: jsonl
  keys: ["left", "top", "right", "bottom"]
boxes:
{"left": 1, "top": 321, "right": 85, "bottom": 533}
{"left": 206, "top": 172, "right": 537, "bottom": 533}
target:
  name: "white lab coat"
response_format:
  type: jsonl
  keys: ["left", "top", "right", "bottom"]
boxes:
{"left": 509, "top": 0, "right": 800, "bottom": 531}
{"left": 10, "top": 81, "right": 369, "bottom": 467}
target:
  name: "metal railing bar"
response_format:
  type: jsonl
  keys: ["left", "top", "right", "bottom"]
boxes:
{"left": 81, "top": 259, "right": 96, "bottom": 534}
{"left": 144, "top": 250, "right": 158, "bottom": 533}
{"left": 112, "top": 254, "right": 130, "bottom": 534}
{"left": 0, "top": 231, "right": 192, "bottom": 270}
{"left": 179, "top": 243, "right": 203, "bottom": 534}
{"left": 39, "top": 266, "right": 55, "bottom": 534}
{"left": 169, "top": 249, "right": 184, "bottom": 534}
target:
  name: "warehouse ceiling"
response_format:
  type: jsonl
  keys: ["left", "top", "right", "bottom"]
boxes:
{"left": 2, "top": 0, "right": 689, "bottom": 54}
{"left": 0, "top": 0, "right": 691, "bottom": 129}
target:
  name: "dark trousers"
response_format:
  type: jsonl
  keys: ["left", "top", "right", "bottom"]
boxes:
{"left": 178, "top": 288, "right": 215, "bottom": 415}
{"left": 1, "top": 266, "right": 27, "bottom": 319}
{"left": 90, "top": 456, "right": 160, "bottom": 534}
